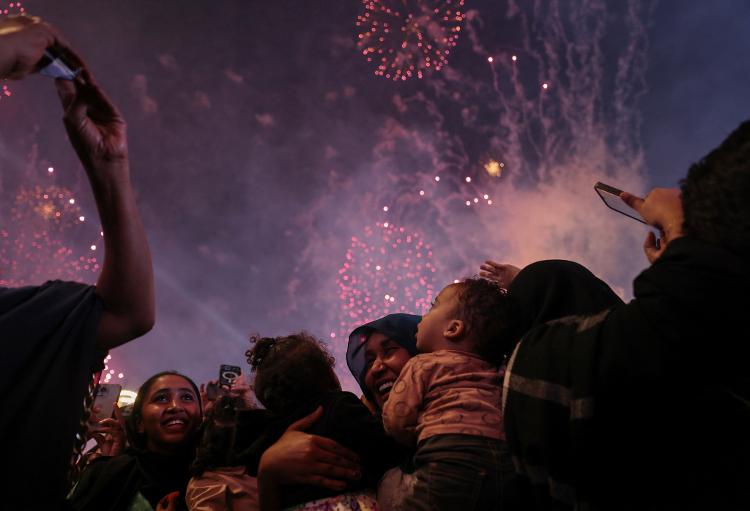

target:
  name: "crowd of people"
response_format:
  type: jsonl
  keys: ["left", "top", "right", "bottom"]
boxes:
{"left": 1, "top": 15, "right": 748, "bottom": 511}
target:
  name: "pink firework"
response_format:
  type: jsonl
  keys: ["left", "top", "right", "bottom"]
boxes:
{"left": 356, "top": 0, "right": 465, "bottom": 81}
{"left": 0, "top": 183, "right": 100, "bottom": 287}
{"left": 333, "top": 222, "right": 436, "bottom": 343}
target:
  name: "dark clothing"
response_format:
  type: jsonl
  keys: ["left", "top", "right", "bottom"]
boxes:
{"left": 405, "top": 434, "right": 514, "bottom": 511}
{"left": 506, "top": 259, "right": 624, "bottom": 347}
{"left": 68, "top": 448, "right": 194, "bottom": 511}
{"left": 0, "top": 281, "right": 104, "bottom": 510}
{"left": 238, "top": 390, "right": 405, "bottom": 509}
{"left": 503, "top": 238, "right": 750, "bottom": 510}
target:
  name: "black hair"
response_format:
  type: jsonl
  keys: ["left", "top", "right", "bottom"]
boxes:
{"left": 681, "top": 120, "right": 750, "bottom": 256}
{"left": 245, "top": 332, "right": 339, "bottom": 416}
{"left": 453, "top": 277, "right": 512, "bottom": 365}
{"left": 127, "top": 370, "right": 202, "bottom": 450}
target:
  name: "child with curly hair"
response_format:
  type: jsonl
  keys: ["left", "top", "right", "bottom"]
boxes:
{"left": 382, "top": 277, "right": 515, "bottom": 511}
{"left": 242, "top": 332, "right": 403, "bottom": 510}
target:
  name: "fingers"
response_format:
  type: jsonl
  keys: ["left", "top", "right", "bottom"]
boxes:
{"left": 54, "top": 77, "right": 80, "bottom": 114}
{"left": 302, "top": 474, "right": 348, "bottom": 492}
{"left": 483, "top": 260, "right": 504, "bottom": 269}
{"left": 113, "top": 404, "right": 125, "bottom": 426}
{"left": 311, "top": 435, "right": 360, "bottom": 466}
{"left": 643, "top": 231, "right": 664, "bottom": 264}
{"left": 287, "top": 406, "right": 323, "bottom": 432}
{"left": 289, "top": 460, "right": 359, "bottom": 489}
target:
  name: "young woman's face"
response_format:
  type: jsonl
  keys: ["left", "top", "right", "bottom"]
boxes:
{"left": 137, "top": 374, "right": 202, "bottom": 454}
{"left": 363, "top": 331, "right": 412, "bottom": 410}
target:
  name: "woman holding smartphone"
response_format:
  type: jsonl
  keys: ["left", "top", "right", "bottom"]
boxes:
{"left": 69, "top": 371, "right": 203, "bottom": 511}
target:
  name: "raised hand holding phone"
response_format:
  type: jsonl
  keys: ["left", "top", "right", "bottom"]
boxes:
{"left": 621, "top": 188, "right": 684, "bottom": 263}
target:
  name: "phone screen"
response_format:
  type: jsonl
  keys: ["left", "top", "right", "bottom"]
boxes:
{"left": 92, "top": 383, "right": 122, "bottom": 421}
{"left": 594, "top": 182, "right": 646, "bottom": 224}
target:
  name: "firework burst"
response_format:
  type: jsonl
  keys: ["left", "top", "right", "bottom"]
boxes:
{"left": 333, "top": 221, "right": 436, "bottom": 341}
{"left": 0, "top": 181, "right": 100, "bottom": 287}
{"left": 356, "top": 0, "right": 465, "bottom": 81}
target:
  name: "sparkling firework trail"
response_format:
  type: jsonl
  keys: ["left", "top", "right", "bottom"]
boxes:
{"left": 356, "top": 0, "right": 465, "bottom": 81}
{"left": 333, "top": 221, "right": 436, "bottom": 338}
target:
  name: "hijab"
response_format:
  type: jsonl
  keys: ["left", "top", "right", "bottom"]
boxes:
{"left": 346, "top": 313, "right": 420, "bottom": 403}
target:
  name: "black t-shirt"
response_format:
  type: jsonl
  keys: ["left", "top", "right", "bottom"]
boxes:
{"left": 0, "top": 280, "right": 104, "bottom": 509}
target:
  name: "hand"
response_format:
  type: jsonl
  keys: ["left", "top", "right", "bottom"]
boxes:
{"left": 479, "top": 260, "right": 521, "bottom": 288}
{"left": 155, "top": 491, "right": 179, "bottom": 511}
{"left": 226, "top": 374, "right": 255, "bottom": 409}
{"left": 87, "top": 404, "right": 127, "bottom": 457}
{"left": 258, "top": 406, "right": 361, "bottom": 492}
{"left": 0, "top": 16, "right": 61, "bottom": 79}
{"left": 54, "top": 56, "right": 129, "bottom": 178}
{"left": 200, "top": 379, "right": 220, "bottom": 414}
{"left": 89, "top": 404, "right": 127, "bottom": 457}
{"left": 621, "top": 188, "right": 684, "bottom": 263}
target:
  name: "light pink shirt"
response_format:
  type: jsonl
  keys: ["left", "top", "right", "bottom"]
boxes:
{"left": 382, "top": 349, "right": 504, "bottom": 446}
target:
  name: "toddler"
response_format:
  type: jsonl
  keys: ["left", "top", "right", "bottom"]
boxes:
{"left": 382, "top": 277, "right": 514, "bottom": 511}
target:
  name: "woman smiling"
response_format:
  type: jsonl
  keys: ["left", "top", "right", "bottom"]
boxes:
{"left": 69, "top": 372, "right": 203, "bottom": 511}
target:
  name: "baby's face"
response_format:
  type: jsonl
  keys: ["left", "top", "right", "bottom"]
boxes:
{"left": 416, "top": 284, "right": 460, "bottom": 352}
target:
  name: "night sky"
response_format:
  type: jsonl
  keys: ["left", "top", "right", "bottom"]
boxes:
{"left": 2, "top": 0, "right": 749, "bottom": 392}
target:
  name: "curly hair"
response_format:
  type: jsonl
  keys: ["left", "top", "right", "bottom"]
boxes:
{"left": 681, "top": 120, "right": 750, "bottom": 256}
{"left": 245, "top": 332, "right": 339, "bottom": 416}
{"left": 452, "top": 277, "right": 512, "bottom": 365}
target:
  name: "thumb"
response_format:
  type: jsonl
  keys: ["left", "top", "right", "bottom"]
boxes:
{"left": 286, "top": 405, "right": 323, "bottom": 432}
{"left": 643, "top": 231, "right": 663, "bottom": 263}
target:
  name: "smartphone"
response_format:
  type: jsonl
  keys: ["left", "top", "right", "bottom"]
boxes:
{"left": 39, "top": 44, "right": 81, "bottom": 81}
{"left": 92, "top": 383, "right": 122, "bottom": 421}
{"left": 594, "top": 182, "right": 646, "bottom": 224}
{"left": 219, "top": 365, "right": 241, "bottom": 387}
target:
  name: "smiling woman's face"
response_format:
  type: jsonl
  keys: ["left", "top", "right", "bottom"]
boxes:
{"left": 363, "top": 331, "right": 413, "bottom": 410}
{"left": 136, "top": 374, "right": 202, "bottom": 455}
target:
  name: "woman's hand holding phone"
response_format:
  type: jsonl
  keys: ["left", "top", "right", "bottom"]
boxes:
{"left": 88, "top": 404, "right": 127, "bottom": 457}
{"left": 621, "top": 188, "right": 684, "bottom": 263}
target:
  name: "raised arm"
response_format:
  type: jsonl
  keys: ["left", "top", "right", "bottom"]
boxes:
{"left": 55, "top": 57, "right": 154, "bottom": 351}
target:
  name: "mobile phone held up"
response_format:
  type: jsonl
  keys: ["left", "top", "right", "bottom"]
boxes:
{"left": 594, "top": 182, "right": 646, "bottom": 224}
{"left": 39, "top": 44, "right": 81, "bottom": 81}
{"left": 92, "top": 383, "right": 122, "bottom": 421}
{"left": 219, "top": 364, "right": 242, "bottom": 388}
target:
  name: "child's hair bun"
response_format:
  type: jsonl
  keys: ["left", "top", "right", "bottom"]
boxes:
{"left": 246, "top": 335, "right": 278, "bottom": 369}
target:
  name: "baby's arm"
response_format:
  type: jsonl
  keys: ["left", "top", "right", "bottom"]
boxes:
{"left": 382, "top": 357, "right": 427, "bottom": 446}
